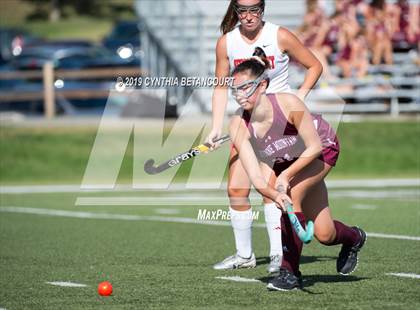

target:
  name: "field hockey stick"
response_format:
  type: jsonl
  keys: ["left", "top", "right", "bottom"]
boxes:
{"left": 284, "top": 201, "right": 314, "bottom": 244}
{"left": 144, "top": 135, "right": 231, "bottom": 175}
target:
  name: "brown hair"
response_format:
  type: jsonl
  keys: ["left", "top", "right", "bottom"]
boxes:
{"left": 370, "top": 0, "right": 385, "bottom": 10}
{"left": 306, "top": 0, "right": 319, "bottom": 13}
{"left": 220, "top": 0, "right": 265, "bottom": 34}
{"left": 232, "top": 47, "right": 271, "bottom": 77}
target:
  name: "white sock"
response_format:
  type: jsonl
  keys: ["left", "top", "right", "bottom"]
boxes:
{"left": 264, "top": 203, "right": 283, "bottom": 257}
{"left": 230, "top": 207, "right": 253, "bottom": 258}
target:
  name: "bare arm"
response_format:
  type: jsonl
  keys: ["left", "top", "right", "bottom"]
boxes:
{"left": 229, "top": 115, "right": 291, "bottom": 208}
{"left": 278, "top": 27, "right": 323, "bottom": 101}
{"left": 276, "top": 94, "right": 323, "bottom": 183}
{"left": 206, "top": 35, "right": 230, "bottom": 146}
{"left": 313, "top": 20, "right": 331, "bottom": 48}
{"left": 409, "top": 4, "right": 419, "bottom": 37}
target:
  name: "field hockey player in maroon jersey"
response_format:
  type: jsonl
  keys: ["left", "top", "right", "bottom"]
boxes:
{"left": 228, "top": 47, "right": 366, "bottom": 291}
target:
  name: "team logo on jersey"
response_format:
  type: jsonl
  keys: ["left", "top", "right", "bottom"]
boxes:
{"left": 283, "top": 153, "right": 292, "bottom": 161}
{"left": 326, "top": 138, "right": 337, "bottom": 146}
{"left": 234, "top": 55, "right": 275, "bottom": 69}
{"left": 264, "top": 135, "right": 272, "bottom": 143}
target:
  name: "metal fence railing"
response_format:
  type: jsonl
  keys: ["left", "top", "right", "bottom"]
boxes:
{"left": 135, "top": 0, "right": 208, "bottom": 110}
{"left": 0, "top": 64, "right": 144, "bottom": 118}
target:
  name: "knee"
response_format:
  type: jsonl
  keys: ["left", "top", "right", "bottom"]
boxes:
{"left": 228, "top": 187, "right": 250, "bottom": 210}
{"left": 227, "top": 186, "right": 250, "bottom": 198}
{"left": 316, "top": 229, "right": 336, "bottom": 245}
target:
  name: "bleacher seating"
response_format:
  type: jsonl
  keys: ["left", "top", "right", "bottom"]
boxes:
{"left": 135, "top": 0, "right": 419, "bottom": 116}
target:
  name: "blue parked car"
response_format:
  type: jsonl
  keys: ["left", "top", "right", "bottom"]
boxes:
{"left": 102, "top": 20, "right": 142, "bottom": 60}
{"left": 9, "top": 44, "right": 140, "bottom": 70}
{"left": 0, "top": 27, "right": 41, "bottom": 64}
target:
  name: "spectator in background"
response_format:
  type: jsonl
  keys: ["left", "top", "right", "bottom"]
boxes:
{"left": 296, "top": 0, "right": 335, "bottom": 80}
{"left": 297, "top": 0, "right": 372, "bottom": 80}
{"left": 337, "top": 30, "right": 369, "bottom": 78}
{"left": 299, "top": 0, "right": 417, "bottom": 78}
{"left": 334, "top": 1, "right": 368, "bottom": 78}
{"left": 296, "top": 0, "right": 326, "bottom": 48}
{"left": 365, "top": 0, "right": 394, "bottom": 65}
{"left": 311, "top": 2, "right": 369, "bottom": 80}
{"left": 392, "top": 0, "right": 419, "bottom": 50}
{"left": 335, "top": 0, "right": 362, "bottom": 37}
{"left": 311, "top": 11, "right": 346, "bottom": 80}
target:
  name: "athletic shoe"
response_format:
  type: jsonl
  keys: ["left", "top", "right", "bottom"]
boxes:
{"left": 213, "top": 253, "right": 256, "bottom": 270}
{"left": 336, "top": 227, "right": 367, "bottom": 275}
{"left": 267, "top": 254, "right": 282, "bottom": 274}
{"left": 267, "top": 268, "right": 302, "bottom": 291}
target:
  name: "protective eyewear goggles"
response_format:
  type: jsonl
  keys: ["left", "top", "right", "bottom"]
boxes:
{"left": 234, "top": 3, "right": 264, "bottom": 18}
{"left": 230, "top": 72, "right": 268, "bottom": 99}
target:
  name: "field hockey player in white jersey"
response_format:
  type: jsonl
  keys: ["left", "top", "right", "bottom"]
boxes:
{"left": 207, "top": 0, "right": 323, "bottom": 274}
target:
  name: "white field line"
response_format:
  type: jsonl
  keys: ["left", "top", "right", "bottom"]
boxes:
{"left": 327, "top": 179, "right": 420, "bottom": 188}
{"left": 46, "top": 281, "right": 87, "bottom": 287}
{"left": 1, "top": 206, "right": 420, "bottom": 242}
{"left": 73, "top": 189, "right": 419, "bottom": 206}
{"left": 386, "top": 273, "right": 420, "bottom": 279}
{"left": 0, "top": 206, "right": 232, "bottom": 226}
{"left": 330, "top": 190, "right": 419, "bottom": 199}
{"left": 75, "top": 196, "right": 262, "bottom": 206}
{"left": 351, "top": 204, "right": 378, "bottom": 210}
{"left": 367, "top": 233, "right": 420, "bottom": 241}
{"left": 155, "top": 208, "right": 180, "bottom": 215}
{"left": 0, "top": 178, "right": 419, "bottom": 194}
{"left": 215, "top": 276, "right": 261, "bottom": 283}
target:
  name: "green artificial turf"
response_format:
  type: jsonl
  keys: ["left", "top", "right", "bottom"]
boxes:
{"left": 0, "top": 189, "right": 419, "bottom": 309}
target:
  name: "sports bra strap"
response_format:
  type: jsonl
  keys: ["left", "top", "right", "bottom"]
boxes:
{"left": 266, "top": 93, "right": 289, "bottom": 125}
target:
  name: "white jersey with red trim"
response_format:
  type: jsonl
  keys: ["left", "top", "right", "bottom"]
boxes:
{"left": 226, "top": 21, "right": 291, "bottom": 94}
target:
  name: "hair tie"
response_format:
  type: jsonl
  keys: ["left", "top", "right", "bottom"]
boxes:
{"left": 250, "top": 56, "right": 266, "bottom": 66}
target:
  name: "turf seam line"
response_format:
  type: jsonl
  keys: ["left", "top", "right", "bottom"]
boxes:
{"left": 215, "top": 276, "right": 261, "bottom": 283}
{"left": 386, "top": 273, "right": 420, "bottom": 279}
{"left": 46, "top": 281, "right": 88, "bottom": 287}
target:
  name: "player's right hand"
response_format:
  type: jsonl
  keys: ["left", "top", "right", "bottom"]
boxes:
{"left": 205, "top": 129, "right": 223, "bottom": 151}
{"left": 273, "top": 192, "right": 292, "bottom": 212}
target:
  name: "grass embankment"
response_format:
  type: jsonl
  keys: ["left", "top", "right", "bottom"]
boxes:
{"left": 0, "top": 0, "right": 136, "bottom": 42}
{"left": 0, "top": 121, "right": 419, "bottom": 185}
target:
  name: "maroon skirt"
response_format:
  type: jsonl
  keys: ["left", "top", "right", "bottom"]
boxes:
{"left": 270, "top": 141, "right": 340, "bottom": 176}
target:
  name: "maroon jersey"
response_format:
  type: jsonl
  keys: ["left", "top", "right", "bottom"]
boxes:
{"left": 241, "top": 94, "right": 339, "bottom": 167}
{"left": 398, "top": 0, "right": 410, "bottom": 31}
{"left": 323, "top": 24, "right": 340, "bottom": 49}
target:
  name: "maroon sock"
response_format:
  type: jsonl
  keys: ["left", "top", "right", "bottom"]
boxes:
{"left": 280, "top": 212, "right": 305, "bottom": 276}
{"left": 328, "top": 221, "right": 360, "bottom": 246}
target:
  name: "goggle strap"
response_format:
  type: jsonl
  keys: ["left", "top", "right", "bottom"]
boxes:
{"left": 234, "top": 3, "right": 264, "bottom": 14}
{"left": 230, "top": 72, "right": 267, "bottom": 91}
